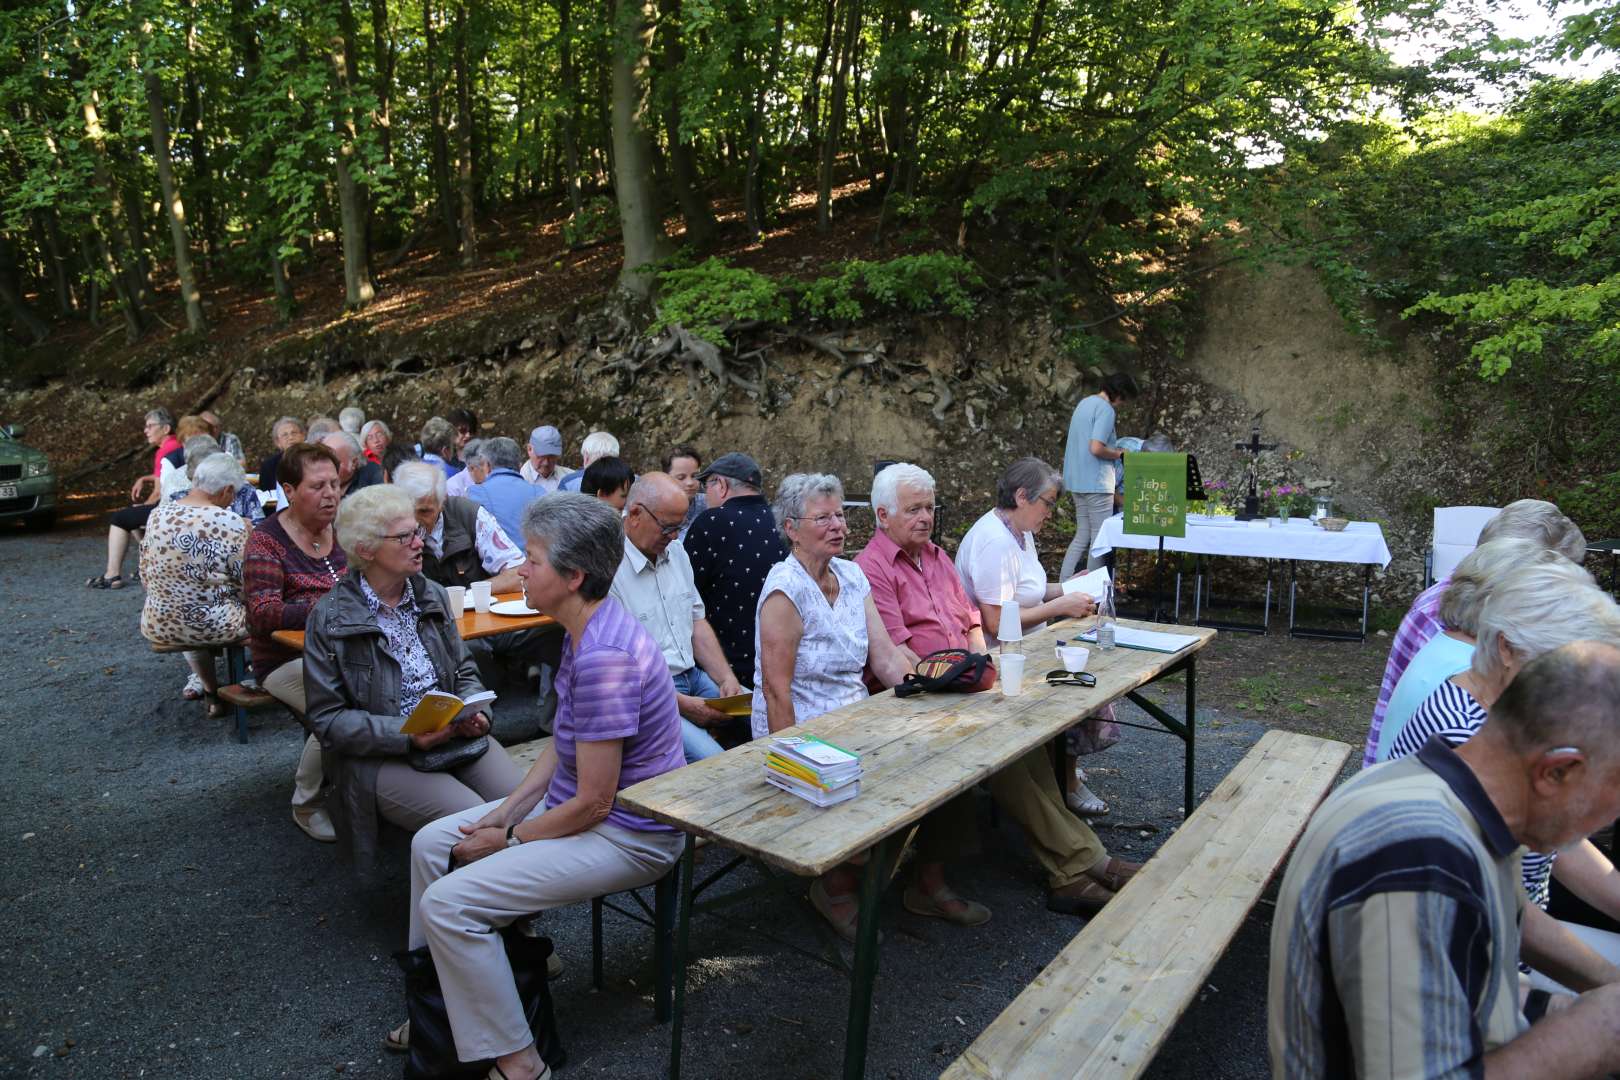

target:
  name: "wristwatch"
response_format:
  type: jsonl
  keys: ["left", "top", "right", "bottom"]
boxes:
{"left": 505, "top": 824, "right": 522, "bottom": 848}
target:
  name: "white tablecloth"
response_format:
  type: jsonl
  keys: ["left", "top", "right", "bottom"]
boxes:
{"left": 1090, "top": 514, "right": 1392, "bottom": 568}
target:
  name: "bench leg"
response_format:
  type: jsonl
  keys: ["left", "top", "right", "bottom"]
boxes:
{"left": 1183, "top": 657, "right": 1197, "bottom": 815}
{"left": 591, "top": 895, "right": 605, "bottom": 991}
{"left": 654, "top": 868, "right": 676, "bottom": 1023}
{"left": 667, "top": 835, "right": 697, "bottom": 1080}
{"left": 842, "top": 831, "right": 897, "bottom": 1080}
{"left": 225, "top": 645, "right": 249, "bottom": 743}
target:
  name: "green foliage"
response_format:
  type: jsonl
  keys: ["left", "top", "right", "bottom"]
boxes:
{"left": 1554, "top": 470, "right": 1620, "bottom": 542}
{"left": 561, "top": 197, "right": 619, "bottom": 248}
{"left": 800, "top": 254, "right": 982, "bottom": 323}
{"left": 653, "top": 258, "right": 791, "bottom": 344}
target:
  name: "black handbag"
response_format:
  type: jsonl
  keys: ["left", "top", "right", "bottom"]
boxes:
{"left": 408, "top": 734, "right": 490, "bottom": 773}
{"left": 894, "top": 648, "right": 997, "bottom": 697}
{"left": 395, "top": 926, "right": 567, "bottom": 1079}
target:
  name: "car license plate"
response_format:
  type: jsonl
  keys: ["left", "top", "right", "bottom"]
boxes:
{"left": 0, "top": 484, "right": 16, "bottom": 499}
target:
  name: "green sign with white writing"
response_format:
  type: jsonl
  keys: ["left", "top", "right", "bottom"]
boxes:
{"left": 1122, "top": 452, "right": 1188, "bottom": 538}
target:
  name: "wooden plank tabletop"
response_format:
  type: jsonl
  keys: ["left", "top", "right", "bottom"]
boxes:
{"left": 270, "top": 593, "right": 556, "bottom": 650}
{"left": 617, "top": 619, "right": 1215, "bottom": 877}
{"left": 941, "top": 729, "right": 1351, "bottom": 1080}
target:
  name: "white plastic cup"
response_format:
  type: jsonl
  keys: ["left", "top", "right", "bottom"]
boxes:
{"left": 1000, "top": 653, "right": 1026, "bottom": 696}
{"left": 445, "top": 585, "right": 466, "bottom": 614}
{"left": 469, "top": 581, "right": 492, "bottom": 613}
{"left": 998, "top": 599, "right": 1023, "bottom": 643}
{"left": 1056, "top": 645, "right": 1090, "bottom": 673}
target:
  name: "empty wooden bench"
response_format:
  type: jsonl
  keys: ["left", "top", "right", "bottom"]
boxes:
{"left": 942, "top": 729, "right": 1351, "bottom": 1080}
{"left": 148, "top": 639, "right": 280, "bottom": 743}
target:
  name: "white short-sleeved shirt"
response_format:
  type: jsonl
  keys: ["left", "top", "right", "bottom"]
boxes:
{"left": 955, "top": 509, "right": 1047, "bottom": 648}
{"left": 750, "top": 556, "right": 871, "bottom": 739}
{"left": 609, "top": 537, "right": 705, "bottom": 676}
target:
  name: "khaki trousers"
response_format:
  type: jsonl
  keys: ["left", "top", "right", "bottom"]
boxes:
{"left": 409, "top": 801, "right": 685, "bottom": 1061}
{"left": 1061, "top": 492, "right": 1116, "bottom": 580}
{"left": 375, "top": 741, "right": 524, "bottom": 832}
{"left": 987, "top": 746, "right": 1107, "bottom": 888}
{"left": 262, "top": 658, "right": 324, "bottom": 812}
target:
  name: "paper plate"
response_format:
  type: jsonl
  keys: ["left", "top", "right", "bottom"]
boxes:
{"left": 489, "top": 598, "right": 541, "bottom": 616}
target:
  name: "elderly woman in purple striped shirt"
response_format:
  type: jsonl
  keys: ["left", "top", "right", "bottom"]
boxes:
{"left": 392, "top": 493, "right": 687, "bottom": 1080}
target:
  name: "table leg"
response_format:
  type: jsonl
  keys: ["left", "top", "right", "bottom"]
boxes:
{"left": 842, "top": 832, "right": 898, "bottom": 1080}
{"left": 667, "top": 835, "right": 697, "bottom": 1080}
{"left": 1184, "top": 658, "right": 1197, "bottom": 816}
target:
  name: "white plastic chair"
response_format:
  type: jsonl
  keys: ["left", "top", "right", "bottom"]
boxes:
{"left": 1427, "top": 506, "right": 1501, "bottom": 587}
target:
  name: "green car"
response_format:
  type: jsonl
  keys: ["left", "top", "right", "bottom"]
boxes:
{"left": 0, "top": 424, "right": 56, "bottom": 529}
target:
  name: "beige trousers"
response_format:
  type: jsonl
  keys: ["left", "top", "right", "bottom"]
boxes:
{"left": 262, "top": 659, "right": 323, "bottom": 811}
{"left": 375, "top": 741, "right": 524, "bottom": 832}
{"left": 409, "top": 801, "right": 685, "bottom": 1061}
{"left": 1061, "top": 491, "right": 1117, "bottom": 579}
{"left": 987, "top": 745, "right": 1107, "bottom": 888}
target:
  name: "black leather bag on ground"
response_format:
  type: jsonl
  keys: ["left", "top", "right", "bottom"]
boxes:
{"left": 395, "top": 927, "right": 567, "bottom": 1079}
{"left": 894, "top": 648, "right": 996, "bottom": 697}
{"left": 407, "top": 734, "right": 489, "bottom": 773}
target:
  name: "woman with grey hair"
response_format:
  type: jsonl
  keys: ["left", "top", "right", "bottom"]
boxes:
{"left": 361, "top": 419, "right": 392, "bottom": 465}
{"left": 1387, "top": 560, "right": 1620, "bottom": 922}
{"left": 1368, "top": 539, "right": 1565, "bottom": 762}
{"left": 955, "top": 457, "right": 1111, "bottom": 814}
{"left": 257, "top": 415, "right": 307, "bottom": 493}
{"left": 752, "top": 472, "right": 913, "bottom": 940}
{"left": 168, "top": 435, "right": 265, "bottom": 526}
{"left": 88, "top": 407, "right": 183, "bottom": 589}
{"left": 139, "top": 452, "right": 252, "bottom": 714}
{"left": 303, "top": 484, "right": 523, "bottom": 877}
{"left": 389, "top": 493, "right": 685, "bottom": 1076}
{"left": 338, "top": 406, "right": 366, "bottom": 435}
{"left": 419, "top": 416, "right": 460, "bottom": 478}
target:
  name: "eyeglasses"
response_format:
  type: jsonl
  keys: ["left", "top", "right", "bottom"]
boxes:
{"left": 1044, "top": 670, "right": 1097, "bottom": 688}
{"left": 1035, "top": 494, "right": 1058, "bottom": 511}
{"left": 900, "top": 503, "right": 940, "bottom": 518}
{"left": 379, "top": 526, "right": 427, "bottom": 547}
{"left": 793, "top": 511, "right": 847, "bottom": 529}
{"left": 635, "top": 503, "right": 683, "bottom": 538}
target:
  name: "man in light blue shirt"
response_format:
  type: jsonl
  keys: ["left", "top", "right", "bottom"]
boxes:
{"left": 1060, "top": 372, "right": 1138, "bottom": 579}
{"left": 466, "top": 437, "right": 541, "bottom": 552}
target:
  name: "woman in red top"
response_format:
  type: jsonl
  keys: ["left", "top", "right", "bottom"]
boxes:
{"left": 244, "top": 441, "right": 348, "bottom": 843}
{"left": 86, "top": 407, "right": 182, "bottom": 589}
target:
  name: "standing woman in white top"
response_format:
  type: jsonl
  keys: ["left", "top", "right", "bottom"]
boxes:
{"left": 956, "top": 457, "right": 1108, "bottom": 812}
{"left": 752, "top": 473, "right": 912, "bottom": 939}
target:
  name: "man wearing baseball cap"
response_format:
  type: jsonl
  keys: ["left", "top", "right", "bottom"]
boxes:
{"left": 686, "top": 452, "right": 787, "bottom": 690}
{"left": 521, "top": 424, "right": 564, "bottom": 494}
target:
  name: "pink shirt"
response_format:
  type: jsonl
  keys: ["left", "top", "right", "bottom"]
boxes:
{"left": 855, "top": 530, "right": 982, "bottom": 691}
{"left": 1364, "top": 577, "right": 1447, "bottom": 767}
{"left": 153, "top": 435, "right": 181, "bottom": 477}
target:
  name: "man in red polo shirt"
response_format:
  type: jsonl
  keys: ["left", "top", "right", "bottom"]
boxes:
{"left": 856, "top": 463, "right": 1139, "bottom": 918}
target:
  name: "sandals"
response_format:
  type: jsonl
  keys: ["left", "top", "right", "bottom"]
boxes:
{"left": 1046, "top": 878, "right": 1116, "bottom": 917}
{"left": 203, "top": 693, "right": 231, "bottom": 719}
{"left": 383, "top": 1020, "right": 410, "bottom": 1053}
{"left": 183, "top": 674, "right": 206, "bottom": 701}
{"left": 85, "top": 574, "right": 128, "bottom": 590}
{"left": 809, "top": 876, "right": 882, "bottom": 945}
{"left": 902, "top": 884, "right": 991, "bottom": 927}
{"left": 1066, "top": 782, "right": 1110, "bottom": 818}
{"left": 1086, "top": 857, "right": 1141, "bottom": 894}
{"left": 487, "top": 1065, "right": 550, "bottom": 1080}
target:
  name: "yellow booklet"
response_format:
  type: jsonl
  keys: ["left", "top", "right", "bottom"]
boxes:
{"left": 704, "top": 693, "right": 752, "bottom": 717}
{"left": 401, "top": 689, "right": 497, "bottom": 736}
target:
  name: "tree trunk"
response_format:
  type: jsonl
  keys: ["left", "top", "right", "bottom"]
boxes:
{"left": 78, "top": 89, "right": 145, "bottom": 342}
{"left": 608, "top": 0, "right": 665, "bottom": 301}
{"left": 816, "top": 0, "right": 860, "bottom": 232}
{"left": 32, "top": 210, "right": 75, "bottom": 316}
{"left": 270, "top": 250, "right": 296, "bottom": 321}
{"left": 453, "top": 1, "right": 477, "bottom": 267}
{"left": 744, "top": 13, "right": 785, "bottom": 240}
{"left": 805, "top": 0, "right": 836, "bottom": 149}
{"left": 559, "top": 0, "right": 583, "bottom": 217}
{"left": 144, "top": 69, "right": 207, "bottom": 333}
{"left": 328, "top": 16, "right": 376, "bottom": 308}
{"left": 183, "top": 7, "right": 218, "bottom": 264}
{"left": 372, "top": 0, "right": 396, "bottom": 167}
{"left": 657, "top": 0, "right": 718, "bottom": 249}
{"left": 0, "top": 234, "right": 50, "bottom": 345}
{"left": 423, "top": 0, "right": 458, "bottom": 245}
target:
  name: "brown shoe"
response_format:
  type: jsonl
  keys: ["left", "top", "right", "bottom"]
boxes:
{"left": 902, "top": 884, "right": 992, "bottom": 927}
{"left": 1045, "top": 878, "right": 1115, "bottom": 917}
{"left": 1086, "top": 857, "right": 1140, "bottom": 893}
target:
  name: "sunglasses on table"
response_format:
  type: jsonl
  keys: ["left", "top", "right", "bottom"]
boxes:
{"left": 1044, "top": 670, "right": 1097, "bottom": 688}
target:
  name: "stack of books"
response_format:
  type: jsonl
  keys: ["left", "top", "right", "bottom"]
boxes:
{"left": 764, "top": 734, "right": 862, "bottom": 807}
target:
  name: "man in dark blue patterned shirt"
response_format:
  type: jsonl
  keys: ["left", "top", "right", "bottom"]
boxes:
{"left": 685, "top": 453, "right": 785, "bottom": 689}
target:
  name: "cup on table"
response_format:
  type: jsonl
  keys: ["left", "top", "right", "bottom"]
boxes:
{"left": 469, "top": 581, "right": 492, "bottom": 613}
{"left": 999, "top": 653, "right": 1026, "bottom": 696}
{"left": 445, "top": 585, "right": 466, "bottom": 614}
{"left": 1055, "top": 644, "right": 1090, "bottom": 673}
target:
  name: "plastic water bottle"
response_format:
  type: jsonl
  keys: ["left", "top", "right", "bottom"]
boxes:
{"left": 1096, "top": 584, "right": 1117, "bottom": 651}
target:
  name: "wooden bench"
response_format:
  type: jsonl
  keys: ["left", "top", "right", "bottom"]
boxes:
{"left": 148, "top": 639, "right": 281, "bottom": 743}
{"left": 942, "top": 729, "right": 1351, "bottom": 1080}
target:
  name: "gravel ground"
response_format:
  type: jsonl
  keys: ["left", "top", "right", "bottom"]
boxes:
{"left": 1, "top": 527, "right": 1294, "bottom": 1080}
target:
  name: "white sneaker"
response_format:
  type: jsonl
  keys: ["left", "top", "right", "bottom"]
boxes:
{"left": 292, "top": 807, "right": 336, "bottom": 842}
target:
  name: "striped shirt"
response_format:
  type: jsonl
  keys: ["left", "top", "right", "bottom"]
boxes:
{"left": 1388, "top": 679, "right": 1555, "bottom": 909}
{"left": 545, "top": 596, "right": 686, "bottom": 834}
{"left": 1269, "top": 737, "right": 1528, "bottom": 1079}
{"left": 1365, "top": 578, "right": 1448, "bottom": 766}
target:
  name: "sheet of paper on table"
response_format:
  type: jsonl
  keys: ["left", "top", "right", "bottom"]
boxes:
{"left": 1076, "top": 625, "right": 1201, "bottom": 654}
{"left": 1062, "top": 567, "right": 1112, "bottom": 599}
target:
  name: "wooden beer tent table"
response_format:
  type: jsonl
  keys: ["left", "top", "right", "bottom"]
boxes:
{"left": 616, "top": 618, "right": 1216, "bottom": 1080}
{"left": 270, "top": 593, "right": 556, "bottom": 650}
